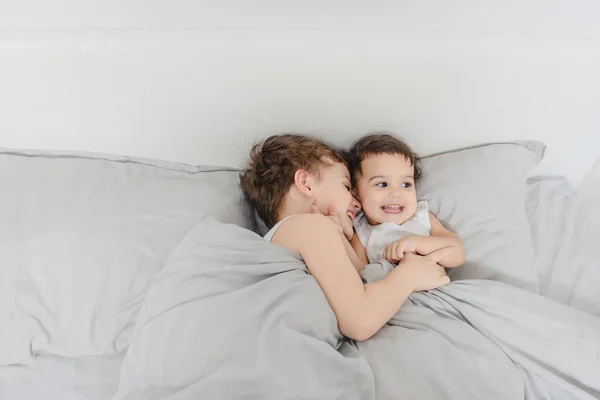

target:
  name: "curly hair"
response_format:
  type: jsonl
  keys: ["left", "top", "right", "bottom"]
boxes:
{"left": 346, "top": 133, "right": 421, "bottom": 186}
{"left": 240, "top": 134, "right": 347, "bottom": 228}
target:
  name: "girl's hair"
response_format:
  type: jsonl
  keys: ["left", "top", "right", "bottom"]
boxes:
{"left": 240, "top": 134, "right": 347, "bottom": 228}
{"left": 346, "top": 133, "right": 421, "bottom": 185}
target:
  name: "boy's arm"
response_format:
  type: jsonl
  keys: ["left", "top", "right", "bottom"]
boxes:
{"left": 343, "top": 237, "right": 367, "bottom": 273}
{"left": 350, "top": 233, "right": 369, "bottom": 268}
{"left": 307, "top": 203, "right": 367, "bottom": 272}
{"left": 272, "top": 213, "right": 450, "bottom": 341}
{"left": 410, "top": 213, "right": 465, "bottom": 268}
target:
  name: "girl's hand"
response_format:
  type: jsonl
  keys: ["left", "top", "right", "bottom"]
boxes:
{"left": 383, "top": 237, "right": 418, "bottom": 263}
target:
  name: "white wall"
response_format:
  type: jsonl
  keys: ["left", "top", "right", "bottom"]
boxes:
{"left": 2, "top": 0, "right": 600, "bottom": 33}
{"left": 1, "top": 2, "right": 599, "bottom": 184}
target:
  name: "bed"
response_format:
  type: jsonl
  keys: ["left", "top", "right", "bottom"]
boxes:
{"left": 1, "top": 141, "right": 599, "bottom": 400}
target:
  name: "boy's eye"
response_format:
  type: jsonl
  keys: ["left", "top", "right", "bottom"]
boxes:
{"left": 401, "top": 182, "right": 412, "bottom": 188}
{"left": 376, "top": 182, "right": 387, "bottom": 188}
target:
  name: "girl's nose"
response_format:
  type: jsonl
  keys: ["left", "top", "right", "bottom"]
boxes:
{"left": 388, "top": 187, "right": 402, "bottom": 198}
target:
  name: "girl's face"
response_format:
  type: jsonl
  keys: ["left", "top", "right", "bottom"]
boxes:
{"left": 355, "top": 153, "right": 418, "bottom": 225}
{"left": 310, "top": 161, "right": 361, "bottom": 240}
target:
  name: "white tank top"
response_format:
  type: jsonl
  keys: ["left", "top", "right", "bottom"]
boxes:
{"left": 263, "top": 215, "right": 297, "bottom": 242}
{"left": 354, "top": 200, "right": 431, "bottom": 263}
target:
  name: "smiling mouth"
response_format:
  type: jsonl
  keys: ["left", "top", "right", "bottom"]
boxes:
{"left": 382, "top": 204, "right": 404, "bottom": 213}
{"left": 347, "top": 210, "right": 356, "bottom": 221}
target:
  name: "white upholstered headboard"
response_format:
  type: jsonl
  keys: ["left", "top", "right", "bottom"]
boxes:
{"left": 1, "top": 2, "right": 599, "bottom": 185}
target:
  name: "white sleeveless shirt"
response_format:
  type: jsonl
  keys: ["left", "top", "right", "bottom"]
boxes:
{"left": 263, "top": 215, "right": 296, "bottom": 242}
{"left": 353, "top": 200, "right": 431, "bottom": 263}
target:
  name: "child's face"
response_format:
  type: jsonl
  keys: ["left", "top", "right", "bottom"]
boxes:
{"left": 310, "top": 161, "right": 361, "bottom": 240}
{"left": 355, "top": 153, "right": 418, "bottom": 225}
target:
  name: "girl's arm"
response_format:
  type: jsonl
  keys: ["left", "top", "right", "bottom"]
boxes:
{"left": 422, "top": 212, "right": 465, "bottom": 268}
{"left": 383, "top": 213, "right": 465, "bottom": 268}
{"left": 272, "top": 213, "right": 451, "bottom": 341}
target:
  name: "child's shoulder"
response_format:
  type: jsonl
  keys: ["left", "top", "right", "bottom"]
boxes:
{"left": 272, "top": 213, "right": 342, "bottom": 252}
{"left": 400, "top": 200, "right": 431, "bottom": 234}
{"left": 277, "top": 213, "right": 338, "bottom": 237}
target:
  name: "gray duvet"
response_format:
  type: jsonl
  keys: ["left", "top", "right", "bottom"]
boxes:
{"left": 114, "top": 218, "right": 600, "bottom": 400}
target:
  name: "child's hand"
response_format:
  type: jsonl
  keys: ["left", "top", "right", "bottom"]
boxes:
{"left": 310, "top": 200, "right": 343, "bottom": 235}
{"left": 397, "top": 250, "right": 452, "bottom": 292}
{"left": 383, "top": 237, "right": 418, "bottom": 263}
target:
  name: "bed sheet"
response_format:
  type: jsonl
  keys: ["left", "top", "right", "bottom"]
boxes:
{"left": 526, "top": 174, "right": 600, "bottom": 317}
{"left": 0, "top": 353, "right": 123, "bottom": 400}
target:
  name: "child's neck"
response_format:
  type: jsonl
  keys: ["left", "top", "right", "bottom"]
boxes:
{"left": 276, "top": 191, "right": 312, "bottom": 223}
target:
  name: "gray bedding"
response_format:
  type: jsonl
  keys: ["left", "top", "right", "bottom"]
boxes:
{"left": 526, "top": 174, "right": 600, "bottom": 317}
{"left": 114, "top": 218, "right": 600, "bottom": 400}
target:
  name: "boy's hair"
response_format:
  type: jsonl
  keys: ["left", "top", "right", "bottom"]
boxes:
{"left": 240, "top": 134, "right": 347, "bottom": 228}
{"left": 347, "top": 133, "right": 422, "bottom": 185}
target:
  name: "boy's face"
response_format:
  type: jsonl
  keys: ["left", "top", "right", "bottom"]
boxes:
{"left": 355, "top": 153, "right": 418, "bottom": 225}
{"left": 310, "top": 161, "right": 360, "bottom": 240}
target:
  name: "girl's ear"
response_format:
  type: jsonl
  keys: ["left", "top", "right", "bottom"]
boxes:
{"left": 293, "top": 169, "right": 313, "bottom": 197}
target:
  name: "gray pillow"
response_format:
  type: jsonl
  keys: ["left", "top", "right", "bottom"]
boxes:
{"left": 0, "top": 148, "right": 256, "bottom": 364}
{"left": 417, "top": 141, "right": 545, "bottom": 291}
{"left": 525, "top": 173, "right": 600, "bottom": 317}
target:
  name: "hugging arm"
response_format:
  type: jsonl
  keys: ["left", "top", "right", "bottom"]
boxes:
{"left": 272, "top": 214, "right": 450, "bottom": 341}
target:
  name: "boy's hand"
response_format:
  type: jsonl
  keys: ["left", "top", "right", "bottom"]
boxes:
{"left": 397, "top": 249, "right": 452, "bottom": 291}
{"left": 383, "top": 237, "right": 418, "bottom": 263}
{"left": 310, "top": 201, "right": 343, "bottom": 235}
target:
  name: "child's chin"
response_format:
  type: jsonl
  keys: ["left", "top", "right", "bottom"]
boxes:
{"left": 380, "top": 214, "right": 407, "bottom": 224}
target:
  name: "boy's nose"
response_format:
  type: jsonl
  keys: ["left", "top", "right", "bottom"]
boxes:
{"left": 351, "top": 197, "right": 361, "bottom": 212}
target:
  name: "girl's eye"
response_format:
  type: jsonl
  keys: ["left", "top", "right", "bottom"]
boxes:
{"left": 402, "top": 182, "right": 412, "bottom": 188}
{"left": 344, "top": 184, "right": 351, "bottom": 191}
{"left": 376, "top": 182, "right": 387, "bottom": 188}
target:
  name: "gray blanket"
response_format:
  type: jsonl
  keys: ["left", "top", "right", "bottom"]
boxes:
{"left": 114, "top": 218, "right": 600, "bottom": 400}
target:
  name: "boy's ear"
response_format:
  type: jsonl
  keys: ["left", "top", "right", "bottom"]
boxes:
{"left": 293, "top": 169, "right": 313, "bottom": 196}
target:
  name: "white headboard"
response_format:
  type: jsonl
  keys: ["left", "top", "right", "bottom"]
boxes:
{"left": 1, "top": 2, "right": 599, "bottom": 185}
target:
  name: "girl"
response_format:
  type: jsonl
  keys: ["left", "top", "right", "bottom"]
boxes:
{"left": 347, "top": 133, "right": 465, "bottom": 268}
